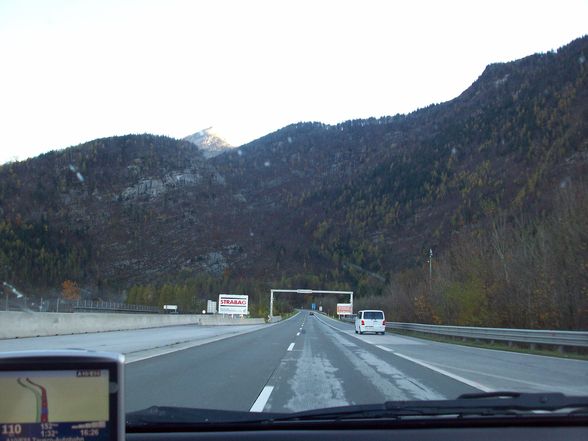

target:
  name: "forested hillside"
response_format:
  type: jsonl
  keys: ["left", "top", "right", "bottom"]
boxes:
{"left": 1, "top": 36, "right": 586, "bottom": 328}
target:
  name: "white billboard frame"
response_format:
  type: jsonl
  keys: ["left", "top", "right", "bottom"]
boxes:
{"left": 337, "top": 303, "right": 353, "bottom": 316}
{"left": 218, "top": 294, "right": 249, "bottom": 315}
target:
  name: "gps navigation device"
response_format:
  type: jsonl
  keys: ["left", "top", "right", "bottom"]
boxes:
{"left": 0, "top": 350, "right": 124, "bottom": 441}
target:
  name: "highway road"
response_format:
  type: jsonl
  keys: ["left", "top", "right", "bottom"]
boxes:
{"left": 0, "top": 323, "right": 268, "bottom": 362}
{"left": 123, "top": 311, "right": 588, "bottom": 412}
{"left": 1, "top": 311, "right": 587, "bottom": 413}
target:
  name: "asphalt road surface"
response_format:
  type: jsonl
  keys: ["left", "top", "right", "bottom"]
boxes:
{"left": 0, "top": 323, "right": 268, "bottom": 362}
{"left": 123, "top": 312, "right": 588, "bottom": 412}
{"left": 2, "top": 311, "right": 586, "bottom": 413}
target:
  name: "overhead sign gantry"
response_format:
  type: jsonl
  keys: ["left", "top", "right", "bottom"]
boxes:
{"left": 269, "top": 289, "right": 353, "bottom": 319}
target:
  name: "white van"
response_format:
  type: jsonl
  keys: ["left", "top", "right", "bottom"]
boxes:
{"left": 355, "top": 310, "right": 386, "bottom": 335}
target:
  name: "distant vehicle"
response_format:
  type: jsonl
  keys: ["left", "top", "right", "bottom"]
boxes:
{"left": 309, "top": 311, "right": 314, "bottom": 316}
{"left": 355, "top": 310, "right": 386, "bottom": 335}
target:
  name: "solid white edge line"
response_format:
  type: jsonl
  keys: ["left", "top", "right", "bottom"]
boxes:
{"left": 128, "top": 346, "right": 197, "bottom": 364}
{"left": 287, "top": 342, "right": 295, "bottom": 351}
{"left": 319, "top": 315, "right": 506, "bottom": 393}
{"left": 276, "top": 311, "right": 303, "bottom": 324}
{"left": 315, "top": 314, "right": 491, "bottom": 392}
{"left": 125, "top": 312, "right": 305, "bottom": 364}
{"left": 313, "top": 314, "right": 350, "bottom": 332}
{"left": 391, "top": 352, "right": 493, "bottom": 392}
{"left": 126, "top": 326, "right": 266, "bottom": 364}
{"left": 250, "top": 386, "right": 274, "bottom": 412}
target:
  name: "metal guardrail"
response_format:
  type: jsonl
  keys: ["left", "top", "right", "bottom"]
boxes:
{"left": 5, "top": 298, "right": 162, "bottom": 314}
{"left": 387, "top": 322, "right": 588, "bottom": 348}
{"left": 72, "top": 299, "right": 160, "bottom": 314}
{"left": 339, "top": 317, "right": 588, "bottom": 349}
{"left": 2, "top": 283, "right": 161, "bottom": 313}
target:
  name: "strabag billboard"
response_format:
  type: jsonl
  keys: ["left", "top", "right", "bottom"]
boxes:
{"left": 218, "top": 294, "right": 249, "bottom": 315}
{"left": 337, "top": 303, "right": 353, "bottom": 315}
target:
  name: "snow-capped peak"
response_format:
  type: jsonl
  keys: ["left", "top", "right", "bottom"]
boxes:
{"left": 184, "top": 127, "right": 235, "bottom": 159}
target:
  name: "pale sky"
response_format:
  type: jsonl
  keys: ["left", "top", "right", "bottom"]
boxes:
{"left": 0, "top": 0, "right": 586, "bottom": 164}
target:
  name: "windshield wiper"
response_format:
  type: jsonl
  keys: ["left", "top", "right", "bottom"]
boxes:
{"left": 267, "top": 392, "right": 588, "bottom": 422}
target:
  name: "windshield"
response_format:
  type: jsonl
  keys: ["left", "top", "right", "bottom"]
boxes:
{"left": 0, "top": 0, "right": 587, "bottom": 423}
{"left": 362, "top": 312, "right": 384, "bottom": 320}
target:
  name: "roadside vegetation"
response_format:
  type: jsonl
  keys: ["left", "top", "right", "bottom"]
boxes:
{"left": 355, "top": 183, "right": 588, "bottom": 330}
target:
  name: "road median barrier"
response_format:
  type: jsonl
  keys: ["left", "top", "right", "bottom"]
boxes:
{"left": 0, "top": 311, "right": 265, "bottom": 339}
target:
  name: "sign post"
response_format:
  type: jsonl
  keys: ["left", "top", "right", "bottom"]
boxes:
{"left": 206, "top": 300, "right": 217, "bottom": 314}
{"left": 163, "top": 304, "right": 178, "bottom": 313}
{"left": 269, "top": 289, "right": 353, "bottom": 319}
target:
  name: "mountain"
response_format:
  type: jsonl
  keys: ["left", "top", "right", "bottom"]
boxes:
{"left": 0, "top": 134, "right": 244, "bottom": 289}
{"left": 214, "top": 35, "right": 588, "bottom": 269}
{"left": 184, "top": 127, "right": 234, "bottom": 158}
{"left": 0, "top": 36, "right": 586, "bottom": 328}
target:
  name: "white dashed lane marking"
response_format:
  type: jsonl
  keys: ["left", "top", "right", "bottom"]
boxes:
{"left": 250, "top": 386, "right": 274, "bottom": 412}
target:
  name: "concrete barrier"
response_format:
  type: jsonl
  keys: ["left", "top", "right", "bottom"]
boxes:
{"left": 0, "top": 311, "right": 265, "bottom": 339}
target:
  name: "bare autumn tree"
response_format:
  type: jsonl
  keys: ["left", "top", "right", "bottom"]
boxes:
{"left": 541, "top": 183, "right": 588, "bottom": 329}
{"left": 62, "top": 280, "right": 81, "bottom": 301}
{"left": 382, "top": 180, "right": 587, "bottom": 330}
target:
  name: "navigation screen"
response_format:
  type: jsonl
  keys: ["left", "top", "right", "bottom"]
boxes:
{"left": 0, "top": 370, "right": 111, "bottom": 441}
